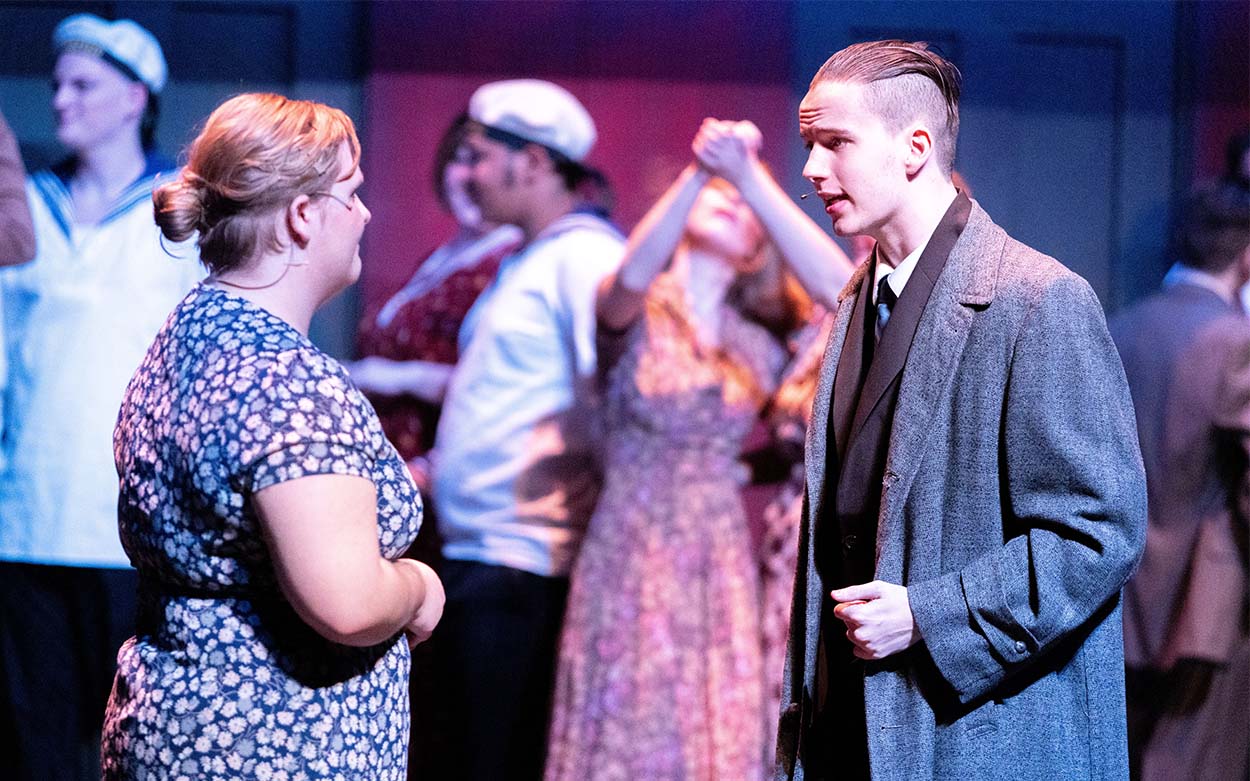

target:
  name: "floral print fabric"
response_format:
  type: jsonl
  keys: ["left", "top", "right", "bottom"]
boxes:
{"left": 102, "top": 284, "right": 422, "bottom": 781}
{"left": 546, "top": 276, "right": 786, "bottom": 781}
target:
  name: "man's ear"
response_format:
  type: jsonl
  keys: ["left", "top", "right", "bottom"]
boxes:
{"left": 125, "top": 83, "right": 149, "bottom": 123}
{"left": 285, "top": 194, "right": 314, "bottom": 248}
{"left": 903, "top": 125, "right": 935, "bottom": 176}
{"left": 519, "top": 143, "right": 555, "bottom": 178}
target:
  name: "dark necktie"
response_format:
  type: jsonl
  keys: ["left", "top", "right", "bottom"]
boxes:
{"left": 875, "top": 272, "right": 897, "bottom": 342}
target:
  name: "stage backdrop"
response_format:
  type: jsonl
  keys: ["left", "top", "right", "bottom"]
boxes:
{"left": 359, "top": 0, "right": 797, "bottom": 320}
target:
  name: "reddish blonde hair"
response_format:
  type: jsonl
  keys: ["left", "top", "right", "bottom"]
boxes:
{"left": 154, "top": 92, "right": 361, "bottom": 274}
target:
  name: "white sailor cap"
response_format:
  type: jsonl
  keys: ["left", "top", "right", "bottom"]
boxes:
{"left": 468, "top": 79, "right": 596, "bottom": 163}
{"left": 54, "top": 13, "right": 168, "bottom": 95}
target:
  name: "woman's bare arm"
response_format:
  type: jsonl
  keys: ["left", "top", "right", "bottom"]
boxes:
{"left": 693, "top": 118, "right": 854, "bottom": 309}
{"left": 597, "top": 163, "right": 711, "bottom": 332}
{"left": 254, "top": 473, "right": 443, "bottom": 647}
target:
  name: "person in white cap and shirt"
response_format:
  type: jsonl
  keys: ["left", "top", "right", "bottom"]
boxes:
{"left": 0, "top": 14, "right": 200, "bottom": 781}
{"left": 429, "top": 79, "right": 624, "bottom": 780}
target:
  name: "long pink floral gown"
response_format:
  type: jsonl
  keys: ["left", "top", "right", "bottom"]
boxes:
{"left": 546, "top": 275, "right": 786, "bottom": 781}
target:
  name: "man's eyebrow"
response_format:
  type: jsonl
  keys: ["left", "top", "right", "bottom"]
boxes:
{"left": 803, "top": 123, "right": 853, "bottom": 138}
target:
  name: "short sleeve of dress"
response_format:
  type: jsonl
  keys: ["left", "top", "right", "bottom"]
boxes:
{"left": 236, "top": 348, "right": 375, "bottom": 493}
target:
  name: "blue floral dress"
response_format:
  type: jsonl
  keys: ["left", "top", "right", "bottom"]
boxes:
{"left": 101, "top": 284, "right": 423, "bottom": 781}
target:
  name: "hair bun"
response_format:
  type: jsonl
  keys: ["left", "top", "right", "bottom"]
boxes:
{"left": 152, "top": 173, "right": 206, "bottom": 243}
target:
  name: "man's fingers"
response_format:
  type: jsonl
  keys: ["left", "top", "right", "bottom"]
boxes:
{"left": 831, "top": 580, "right": 884, "bottom": 603}
{"left": 846, "top": 629, "right": 888, "bottom": 660}
{"left": 832, "top": 598, "right": 867, "bottom": 624}
{"left": 850, "top": 643, "right": 881, "bottom": 661}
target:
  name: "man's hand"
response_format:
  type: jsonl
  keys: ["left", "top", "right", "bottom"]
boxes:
{"left": 830, "top": 580, "right": 920, "bottom": 660}
{"left": 345, "top": 356, "right": 415, "bottom": 396}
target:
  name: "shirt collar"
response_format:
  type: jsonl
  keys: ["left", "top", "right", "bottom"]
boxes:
{"left": 1162, "top": 262, "right": 1238, "bottom": 306}
{"left": 51, "top": 150, "right": 176, "bottom": 189}
{"left": 37, "top": 151, "right": 179, "bottom": 239}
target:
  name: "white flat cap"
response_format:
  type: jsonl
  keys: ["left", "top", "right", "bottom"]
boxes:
{"left": 469, "top": 79, "right": 596, "bottom": 163}
{"left": 54, "top": 13, "right": 168, "bottom": 94}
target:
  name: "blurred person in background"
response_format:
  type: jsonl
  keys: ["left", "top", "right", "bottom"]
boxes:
{"left": 546, "top": 119, "right": 852, "bottom": 780}
{"left": 429, "top": 79, "right": 625, "bottom": 780}
{"left": 0, "top": 15, "right": 201, "bottom": 780}
{"left": 1217, "top": 130, "right": 1250, "bottom": 315}
{"left": 102, "top": 92, "right": 443, "bottom": 780}
{"left": 346, "top": 111, "right": 520, "bottom": 778}
{"left": 349, "top": 113, "right": 520, "bottom": 494}
{"left": 0, "top": 111, "right": 34, "bottom": 264}
{"left": 0, "top": 109, "right": 35, "bottom": 519}
{"left": 1113, "top": 179, "right": 1250, "bottom": 781}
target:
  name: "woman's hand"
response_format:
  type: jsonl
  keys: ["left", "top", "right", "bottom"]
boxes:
{"left": 400, "top": 558, "right": 445, "bottom": 647}
{"left": 693, "top": 118, "right": 762, "bottom": 185}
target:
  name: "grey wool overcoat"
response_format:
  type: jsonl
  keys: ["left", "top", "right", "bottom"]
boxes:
{"left": 774, "top": 201, "right": 1148, "bottom": 781}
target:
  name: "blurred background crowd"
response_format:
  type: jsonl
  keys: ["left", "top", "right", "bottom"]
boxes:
{"left": 0, "top": 2, "right": 1245, "bottom": 780}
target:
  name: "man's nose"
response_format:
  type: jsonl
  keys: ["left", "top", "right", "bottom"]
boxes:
{"left": 52, "top": 84, "right": 71, "bottom": 110}
{"left": 802, "top": 147, "right": 829, "bottom": 186}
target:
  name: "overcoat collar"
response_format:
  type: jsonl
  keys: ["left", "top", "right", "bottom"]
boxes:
{"left": 846, "top": 193, "right": 972, "bottom": 452}
{"left": 805, "top": 195, "right": 1006, "bottom": 543}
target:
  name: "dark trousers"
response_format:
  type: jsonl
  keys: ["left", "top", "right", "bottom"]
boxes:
{"left": 430, "top": 559, "right": 569, "bottom": 781}
{"left": 805, "top": 600, "right": 871, "bottom": 781}
{"left": 0, "top": 561, "right": 137, "bottom": 781}
{"left": 1126, "top": 650, "right": 1250, "bottom": 781}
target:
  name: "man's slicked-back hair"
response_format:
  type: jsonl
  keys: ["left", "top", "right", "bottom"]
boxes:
{"left": 811, "top": 40, "right": 962, "bottom": 175}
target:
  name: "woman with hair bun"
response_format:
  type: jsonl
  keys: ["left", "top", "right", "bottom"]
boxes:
{"left": 100, "top": 92, "right": 444, "bottom": 781}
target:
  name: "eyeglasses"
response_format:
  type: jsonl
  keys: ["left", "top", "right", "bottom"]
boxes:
{"left": 312, "top": 191, "right": 357, "bottom": 211}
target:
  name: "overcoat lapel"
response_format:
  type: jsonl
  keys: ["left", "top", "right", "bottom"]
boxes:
{"left": 846, "top": 194, "right": 972, "bottom": 451}
{"left": 830, "top": 259, "right": 873, "bottom": 462}
{"left": 782, "top": 262, "right": 866, "bottom": 769}
{"left": 874, "top": 201, "right": 1004, "bottom": 577}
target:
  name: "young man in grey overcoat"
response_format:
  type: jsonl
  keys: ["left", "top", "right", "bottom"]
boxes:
{"left": 775, "top": 40, "right": 1147, "bottom": 780}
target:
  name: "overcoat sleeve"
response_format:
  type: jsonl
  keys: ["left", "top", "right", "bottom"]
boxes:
{"left": 908, "top": 273, "right": 1147, "bottom": 704}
